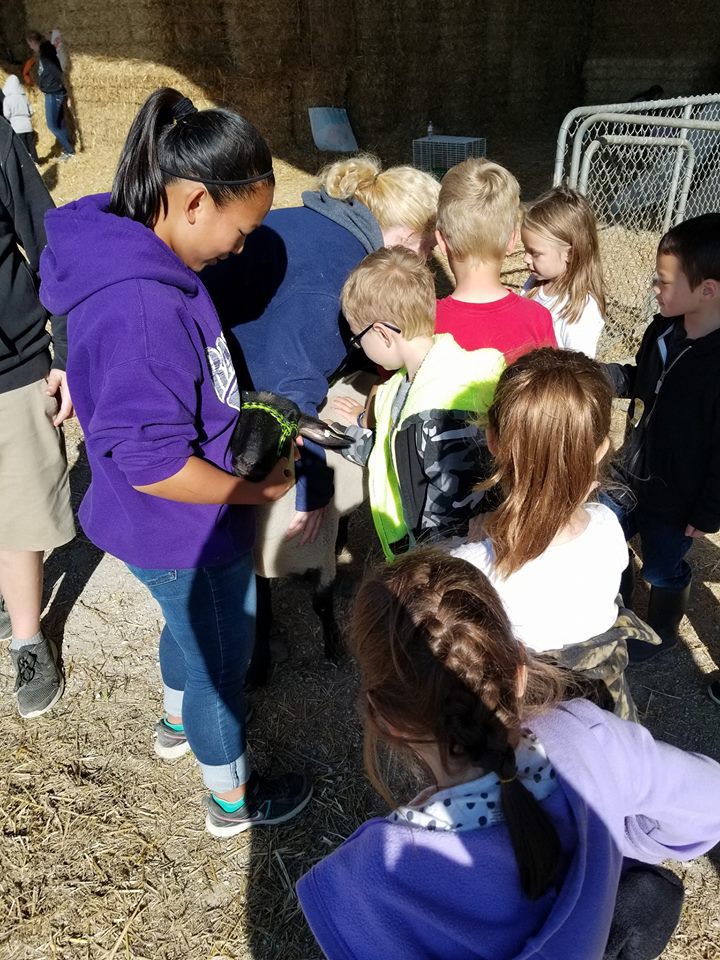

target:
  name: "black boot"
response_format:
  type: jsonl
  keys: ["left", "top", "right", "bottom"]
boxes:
{"left": 627, "top": 583, "right": 690, "bottom": 664}
{"left": 619, "top": 562, "right": 635, "bottom": 609}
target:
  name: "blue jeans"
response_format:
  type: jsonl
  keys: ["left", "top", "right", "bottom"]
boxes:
{"left": 44, "top": 93, "right": 74, "bottom": 156}
{"left": 127, "top": 552, "right": 256, "bottom": 792}
{"left": 601, "top": 496, "right": 693, "bottom": 590}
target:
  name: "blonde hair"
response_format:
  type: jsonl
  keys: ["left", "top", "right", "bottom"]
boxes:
{"left": 341, "top": 246, "right": 436, "bottom": 340}
{"left": 317, "top": 154, "right": 439, "bottom": 238}
{"left": 481, "top": 348, "right": 612, "bottom": 577}
{"left": 436, "top": 158, "right": 520, "bottom": 262}
{"left": 522, "top": 186, "right": 606, "bottom": 324}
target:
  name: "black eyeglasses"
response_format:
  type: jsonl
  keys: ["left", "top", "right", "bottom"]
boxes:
{"left": 348, "top": 321, "right": 402, "bottom": 350}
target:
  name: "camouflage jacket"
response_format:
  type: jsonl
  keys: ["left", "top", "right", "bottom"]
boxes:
{"left": 343, "top": 390, "right": 493, "bottom": 555}
{"left": 541, "top": 604, "right": 660, "bottom": 722}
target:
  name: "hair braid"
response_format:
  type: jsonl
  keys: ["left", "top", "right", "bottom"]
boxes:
{"left": 351, "top": 548, "right": 568, "bottom": 900}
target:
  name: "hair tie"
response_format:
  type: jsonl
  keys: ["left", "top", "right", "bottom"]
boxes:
{"left": 171, "top": 96, "right": 197, "bottom": 123}
{"left": 159, "top": 167, "right": 274, "bottom": 187}
{"left": 498, "top": 772, "right": 518, "bottom": 785}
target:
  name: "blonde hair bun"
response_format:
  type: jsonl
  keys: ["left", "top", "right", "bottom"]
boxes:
{"left": 317, "top": 154, "right": 382, "bottom": 201}
{"left": 316, "top": 154, "right": 440, "bottom": 239}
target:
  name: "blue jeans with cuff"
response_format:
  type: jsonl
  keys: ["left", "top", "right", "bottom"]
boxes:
{"left": 601, "top": 496, "right": 693, "bottom": 590}
{"left": 128, "top": 552, "right": 256, "bottom": 793}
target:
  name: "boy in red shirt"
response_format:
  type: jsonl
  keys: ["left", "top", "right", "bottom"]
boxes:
{"left": 435, "top": 159, "right": 557, "bottom": 360}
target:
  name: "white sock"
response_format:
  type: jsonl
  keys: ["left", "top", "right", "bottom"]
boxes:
{"left": 10, "top": 631, "right": 43, "bottom": 651}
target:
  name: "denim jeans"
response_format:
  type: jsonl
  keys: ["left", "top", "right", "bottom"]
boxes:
{"left": 44, "top": 93, "right": 74, "bottom": 156}
{"left": 600, "top": 495, "right": 693, "bottom": 590}
{"left": 127, "top": 552, "right": 256, "bottom": 792}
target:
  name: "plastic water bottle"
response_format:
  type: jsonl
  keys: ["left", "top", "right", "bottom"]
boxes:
{"left": 427, "top": 121, "right": 433, "bottom": 139}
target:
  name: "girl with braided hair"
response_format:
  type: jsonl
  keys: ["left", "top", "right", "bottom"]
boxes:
{"left": 297, "top": 548, "right": 720, "bottom": 959}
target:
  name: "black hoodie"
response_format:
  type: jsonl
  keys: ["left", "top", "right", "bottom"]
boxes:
{"left": 606, "top": 313, "right": 720, "bottom": 533}
{"left": 0, "top": 118, "right": 66, "bottom": 393}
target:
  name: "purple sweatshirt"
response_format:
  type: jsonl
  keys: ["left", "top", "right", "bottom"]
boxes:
{"left": 40, "top": 193, "right": 254, "bottom": 568}
{"left": 298, "top": 700, "right": 720, "bottom": 959}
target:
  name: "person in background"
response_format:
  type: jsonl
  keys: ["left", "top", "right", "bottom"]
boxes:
{"left": 521, "top": 185, "right": 606, "bottom": 358}
{"left": 435, "top": 157, "right": 557, "bottom": 361}
{"left": 2, "top": 75, "right": 39, "bottom": 162}
{"left": 25, "top": 31, "right": 74, "bottom": 160}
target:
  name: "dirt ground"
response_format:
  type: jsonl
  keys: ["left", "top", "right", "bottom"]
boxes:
{"left": 1, "top": 116, "right": 720, "bottom": 960}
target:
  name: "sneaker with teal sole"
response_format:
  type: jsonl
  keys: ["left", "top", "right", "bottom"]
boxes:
{"left": 205, "top": 770, "right": 312, "bottom": 838}
{"left": 154, "top": 704, "right": 255, "bottom": 761}
{"left": 154, "top": 717, "right": 192, "bottom": 760}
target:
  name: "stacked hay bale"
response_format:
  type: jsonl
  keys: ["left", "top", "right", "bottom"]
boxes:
{"left": 4, "top": 0, "right": 594, "bottom": 172}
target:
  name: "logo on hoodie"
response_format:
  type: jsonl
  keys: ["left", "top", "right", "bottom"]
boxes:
{"left": 206, "top": 336, "right": 240, "bottom": 411}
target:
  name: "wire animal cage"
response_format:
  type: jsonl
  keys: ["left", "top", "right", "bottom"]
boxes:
{"left": 554, "top": 94, "right": 720, "bottom": 360}
{"left": 412, "top": 135, "right": 486, "bottom": 176}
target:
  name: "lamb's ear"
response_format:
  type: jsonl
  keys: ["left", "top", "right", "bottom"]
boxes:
{"left": 298, "top": 415, "right": 352, "bottom": 448}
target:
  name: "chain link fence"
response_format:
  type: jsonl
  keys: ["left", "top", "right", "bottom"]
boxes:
{"left": 554, "top": 95, "right": 720, "bottom": 359}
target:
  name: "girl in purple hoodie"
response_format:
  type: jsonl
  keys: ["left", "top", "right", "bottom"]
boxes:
{"left": 297, "top": 548, "right": 720, "bottom": 959}
{"left": 40, "top": 88, "right": 312, "bottom": 836}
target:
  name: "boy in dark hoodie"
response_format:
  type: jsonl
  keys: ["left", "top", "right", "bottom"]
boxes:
{"left": 0, "top": 117, "right": 74, "bottom": 717}
{"left": 605, "top": 214, "right": 720, "bottom": 661}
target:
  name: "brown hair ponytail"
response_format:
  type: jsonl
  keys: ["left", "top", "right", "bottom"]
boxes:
{"left": 480, "top": 347, "right": 613, "bottom": 577}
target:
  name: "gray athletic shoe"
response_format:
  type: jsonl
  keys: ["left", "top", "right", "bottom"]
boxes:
{"left": 205, "top": 770, "right": 312, "bottom": 838}
{"left": 10, "top": 636, "right": 64, "bottom": 718}
{"left": 154, "top": 703, "right": 255, "bottom": 761}
{"left": 154, "top": 718, "right": 192, "bottom": 760}
{"left": 0, "top": 598, "right": 11, "bottom": 642}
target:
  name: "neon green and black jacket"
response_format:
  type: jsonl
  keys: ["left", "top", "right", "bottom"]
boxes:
{"left": 354, "top": 334, "right": 505, "bottom": 559}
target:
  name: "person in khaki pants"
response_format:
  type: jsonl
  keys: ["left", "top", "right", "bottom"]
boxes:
{"left": 0, "top": 117, "right": 74, "bottom": 717}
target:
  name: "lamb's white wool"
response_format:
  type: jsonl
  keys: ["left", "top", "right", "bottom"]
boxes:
{"left": 253, "top": 370, "right": 377, "bottom": 584}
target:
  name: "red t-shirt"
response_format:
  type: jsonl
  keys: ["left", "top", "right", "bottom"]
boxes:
{"left": 435, "top": 292, "right": 557, "bottom": 361}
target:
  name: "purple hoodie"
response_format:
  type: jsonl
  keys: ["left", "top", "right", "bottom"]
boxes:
{"left": 298, "top": 700, "right": 720, "bottom": 959}
{"left": 40, "top": 193, "right": 254, "bottom": 568}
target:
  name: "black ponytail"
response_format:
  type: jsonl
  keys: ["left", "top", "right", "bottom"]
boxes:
{"left": 109, "top": 87, "right": 274, "bottom": 228}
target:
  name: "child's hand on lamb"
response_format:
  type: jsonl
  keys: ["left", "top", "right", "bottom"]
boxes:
{"left": 329, "top": 395, "right": 365, "bottom": 426}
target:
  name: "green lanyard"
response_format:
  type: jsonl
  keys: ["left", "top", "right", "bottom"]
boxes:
{"left": 241, "top": 401, "right": 298, "bottom": 455}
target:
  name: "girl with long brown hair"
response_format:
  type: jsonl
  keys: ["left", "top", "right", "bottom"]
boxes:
{"left": 454, "top": 347, "right": 628, "bottom": 654}
{"left": 522, "top": 185, "right": 606, "bottom": 358}
{"left": 297, "top": 549, "right": 720, "bottom": 959}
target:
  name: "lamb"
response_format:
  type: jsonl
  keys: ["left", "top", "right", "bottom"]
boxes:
{"left": 231, "top": 371, "right": 377, "bottom": 686}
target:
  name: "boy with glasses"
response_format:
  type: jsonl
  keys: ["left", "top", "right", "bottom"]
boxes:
{"left": 331, "top": 246, "right": 504, "bottom": 560}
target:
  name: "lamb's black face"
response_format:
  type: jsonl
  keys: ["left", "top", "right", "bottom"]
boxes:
{"left": 230, "top": 392, "right": 301, "bottom": 481}
{"left": 229, "top": 390, "right": 352, "bottom": 482}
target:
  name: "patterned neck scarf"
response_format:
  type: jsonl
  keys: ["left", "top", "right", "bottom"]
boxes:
{"left": 389, "top": 730, "right": 557, "bottom": 833}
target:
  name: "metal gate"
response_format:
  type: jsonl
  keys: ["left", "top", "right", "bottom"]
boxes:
{"left": 554, "top": 94, "right": 720, "bottom": 359}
